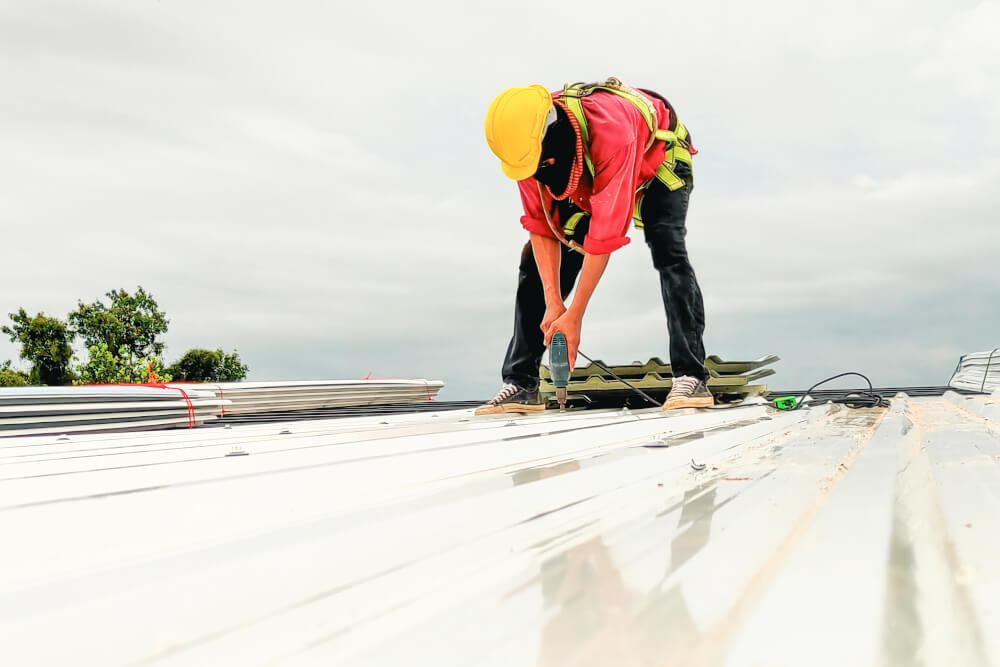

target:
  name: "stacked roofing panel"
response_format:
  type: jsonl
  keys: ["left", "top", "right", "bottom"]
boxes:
{"left": 0, "top": 380, "right": 444, "bottom": 438}
{"left": 950, "top": 349, "right": 1000, "bottom": 393}
{"left": 539, "top": 354, "right": 778, "bottom": 405}
{"left": 0, "top": 386, "right": 225, "bottom": 437}
{"left": 167, "top": 379, "right": 444, "bottom": 416}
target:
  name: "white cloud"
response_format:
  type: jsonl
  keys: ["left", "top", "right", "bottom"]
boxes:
{"left": 1, "top": 0, "right": 998, "bottom": 397}
{"left": 913, "top": 2, "right": 1000, "bottom": 101}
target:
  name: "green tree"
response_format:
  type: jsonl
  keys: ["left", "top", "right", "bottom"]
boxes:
{"left": 73, "top": 343, "right": 172, "bottom": 385}
{"left": 217, "top": 350, "right": 249, "bottom": 382}
{"left": 69, "top": 287, "right": 169, "bottom": 358}
{"left": 1, "top": 309, "right": 75, "bottom": 385}
{"left": 167, "top": 348, "right": 248, "bottom": 382}
{"left": 0, "top": 360, "right": 30, "bottom": 387}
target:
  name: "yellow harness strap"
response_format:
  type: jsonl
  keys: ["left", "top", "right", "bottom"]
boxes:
{"left": 563, "top": 212, "right": 586, "bottom": 237}
{"left": 560, "top": 78, "right": 694, "bottom": 205}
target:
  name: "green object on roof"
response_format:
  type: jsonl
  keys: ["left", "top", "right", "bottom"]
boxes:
{"left": 772, "top": 396, "right": 799, "bottom": 410}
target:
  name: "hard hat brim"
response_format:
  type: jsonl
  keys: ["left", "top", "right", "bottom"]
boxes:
{"left": 501, "top": 158, "right": 539, "bottom": 181}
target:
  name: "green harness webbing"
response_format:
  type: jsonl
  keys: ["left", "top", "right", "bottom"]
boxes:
{"left": 559, "top": 78, "right": 693, "bottom": 230}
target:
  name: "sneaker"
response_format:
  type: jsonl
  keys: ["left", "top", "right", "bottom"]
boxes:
{"left": 475, "top": 383, "right": 546, "bottom": 415}
{"left": 663, "top": 376, "right": 714, "bottom": 410}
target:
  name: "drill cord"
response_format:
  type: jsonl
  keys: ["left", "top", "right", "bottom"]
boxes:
{"left": 576, "top": 350, "right": 663, "bottom": 408}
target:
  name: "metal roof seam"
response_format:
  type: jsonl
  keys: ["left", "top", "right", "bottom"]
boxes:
{"left": 890, "top": 395, "right": 993, "bottom": 665}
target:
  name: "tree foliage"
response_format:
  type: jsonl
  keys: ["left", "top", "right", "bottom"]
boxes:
{"left": 166, "top": 348, "right": 248, "bottom": 382}
{"left": 0, "top": 360, "right": 30, "bottom": 387}
{"left": 1, "top": 309, "right": 75, "bottom": 385}
{"left": 69, "top": 287, "right": 169, "bottom": 359}
{"left": 4, "top": 287, "right": 250, "bottom": 387}
{"left": 73, "top": 344, "right": 172, "bottom": 385}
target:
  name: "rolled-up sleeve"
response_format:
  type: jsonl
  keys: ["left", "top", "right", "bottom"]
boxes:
{"left": 517, "top": 177, "right": 556, "bottom": 238}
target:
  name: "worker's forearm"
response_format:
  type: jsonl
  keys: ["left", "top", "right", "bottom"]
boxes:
{"left": 567, "top": 252, "right": 610, "bottom": 318}
{"left": 530, "top": 233, "right": 563, "bottom": 305}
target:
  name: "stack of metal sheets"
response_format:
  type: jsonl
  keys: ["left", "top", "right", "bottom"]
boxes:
{"left": 167, "top": 379, "right": 445, "bottom": 416}
{"left": 0, "top": 386, "right": 226, "bottom": 437}
{"left": 949, "top": 349, "right": 1000, "bottom": 393}
{"left": 540, "top": 354, "right": 778, "bottom": 406}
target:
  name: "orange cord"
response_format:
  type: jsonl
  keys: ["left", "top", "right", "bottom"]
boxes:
{"left": 548, "top": 99, "right": 585, "bottom": 201}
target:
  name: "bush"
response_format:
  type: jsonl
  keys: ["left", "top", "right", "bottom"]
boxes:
{"left": 73, "top": 343, "right": 172, "bottom": 385}
{"left": 0, "top": 360, "right": 30, "bottom": 387}
{"left": 167, "top": 348, "right": 248, "bottom": 382}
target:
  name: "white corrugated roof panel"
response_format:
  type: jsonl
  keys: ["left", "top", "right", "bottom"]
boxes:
{"left": 1, "top": 392, "right": 997, "bottom": 666}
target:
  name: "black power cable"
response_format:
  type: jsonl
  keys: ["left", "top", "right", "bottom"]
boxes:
{"left": 575, "top": 350, "right": 663, "bottom": 407}
{"left": 784, "top": 372, "right": 889, "bottom": 410}
{"left": 980, "top": 348, "right": 1000, "bottom": 393}
{"left": 568, "top": 353, "right": 891, "bottom": 413}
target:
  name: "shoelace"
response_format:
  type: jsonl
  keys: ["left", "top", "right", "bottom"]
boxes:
{"left": 668, "top": 376, "right": 699, "bottom": 398}
{"left": 489, "top": 383, "right": 519, "bottom": 405}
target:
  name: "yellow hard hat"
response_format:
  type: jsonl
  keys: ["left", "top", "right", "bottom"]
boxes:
{"left": 484, "top": 84, "right": 554, "bottom": 181}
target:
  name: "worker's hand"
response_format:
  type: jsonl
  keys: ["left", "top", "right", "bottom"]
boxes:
{"left": 545, "top": 311, "right": 582, "bottom": 371}
{"left": 540, "top": 302, "right": 567, "bottom": 338}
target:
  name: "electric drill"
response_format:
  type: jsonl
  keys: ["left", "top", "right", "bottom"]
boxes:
{"left": 549, "top": 332, "right": 571, "bottom": 411}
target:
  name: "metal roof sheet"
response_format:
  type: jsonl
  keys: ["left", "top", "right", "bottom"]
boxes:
{"left": 951, "top": 349, "right": 1000, "bottom": 393}
{"left": 1, "top": 392, "right": 998, "bottom": 666}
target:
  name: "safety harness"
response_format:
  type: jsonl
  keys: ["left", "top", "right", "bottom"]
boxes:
{"left": 539, "top": 78, "right": 695, "bottom": 254}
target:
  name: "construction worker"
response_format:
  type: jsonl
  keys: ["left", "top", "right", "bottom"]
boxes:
{"left": 477, "top": 78, "right": 712, "bottom": 415}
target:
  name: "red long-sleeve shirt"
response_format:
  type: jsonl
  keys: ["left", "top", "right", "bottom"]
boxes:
{"left": 517, "top": 88, "right": 689, "bottom": 255}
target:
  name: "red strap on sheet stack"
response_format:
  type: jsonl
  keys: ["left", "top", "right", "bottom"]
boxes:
{"left": 214, "top": 384, "right": 226, "bottom": 416}
{"left": 77, "top": 382, "right": 198, "bottom": 428}
{"left": 133, "top": 383, "right": 196, "bottom": 428}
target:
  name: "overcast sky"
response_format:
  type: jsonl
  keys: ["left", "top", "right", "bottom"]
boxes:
{"left": 2, "top": 0, "right": 997, "bottom": 398}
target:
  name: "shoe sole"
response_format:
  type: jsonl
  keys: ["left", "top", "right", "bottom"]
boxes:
{"left": 474, "top": 403, "right": 546, "bottom": 416}
{"left": 504, "top": 403, "right": 546, "bottom": 413}
{"left": 662, "top": 396, "right": 715, "bottom": 410}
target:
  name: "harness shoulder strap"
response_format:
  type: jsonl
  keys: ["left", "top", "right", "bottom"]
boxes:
{"left": 559, "top": 89, "right": 595, "bottom": 178}
{"left": 562, "top": 78, "right": 673, "bottom": 155}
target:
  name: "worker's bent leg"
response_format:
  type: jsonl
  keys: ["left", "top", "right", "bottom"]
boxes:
{"left": 501, "top": 218, "right": 589, "bottom": 389}
{"left": 639, "top": 178, "right": 709, "bottom": 381}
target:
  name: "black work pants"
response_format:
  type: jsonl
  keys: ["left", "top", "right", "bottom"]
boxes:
{"left": 500, "top": 177, "right": 708, "bottom": 389}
